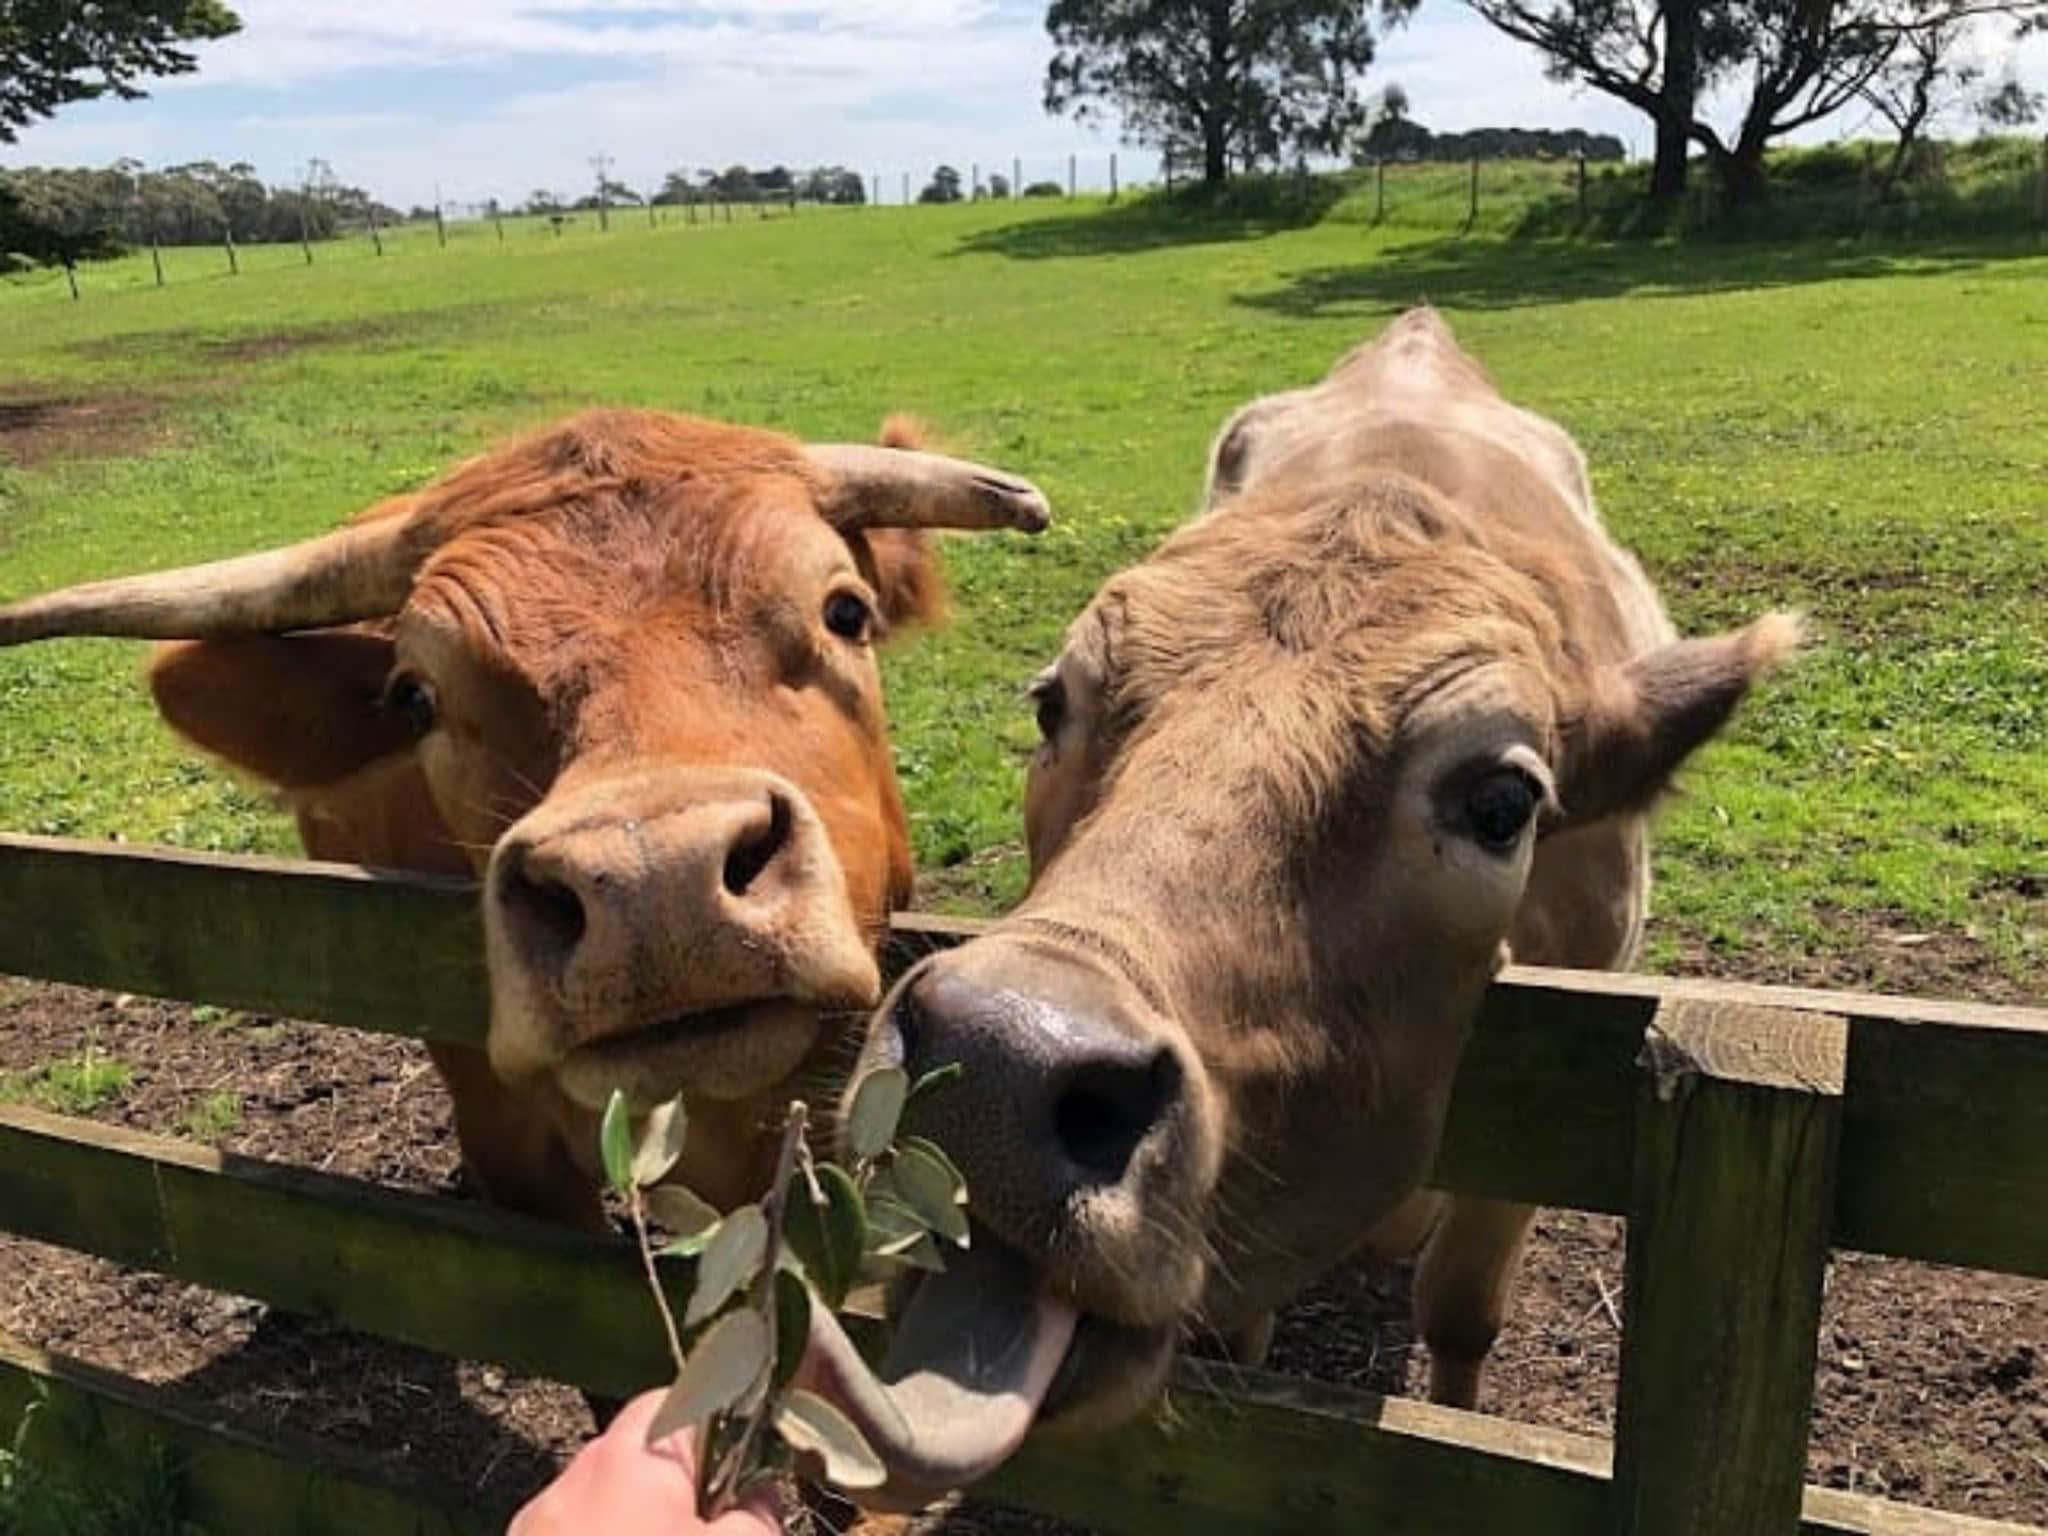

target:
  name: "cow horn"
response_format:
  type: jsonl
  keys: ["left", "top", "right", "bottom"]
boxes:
{"left": 806, "top": 445, "right": 1052, "bottom": 535}
{"left": 0, "top": 515, "right": 428, "bottom": 646}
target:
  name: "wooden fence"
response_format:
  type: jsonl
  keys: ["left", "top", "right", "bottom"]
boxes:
{"left": 0, "top": 831, "right": 2043, "bottom": 1535}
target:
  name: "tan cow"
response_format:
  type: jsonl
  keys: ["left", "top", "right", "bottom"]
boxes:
{"left": 807, "top": 310, "right": 1794, "bottom": 1504}
{"left": 0, "top": 410, "right": 1046, "bottom": 1232}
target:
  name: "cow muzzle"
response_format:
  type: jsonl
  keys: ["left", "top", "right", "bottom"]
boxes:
{"left": 482, "top": 764, "right": 881, "bottom": 1106}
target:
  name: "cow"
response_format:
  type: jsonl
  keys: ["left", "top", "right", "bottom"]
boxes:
{"left": 0, "top": 409, "right": 1048, "bottom": 1234}
{"left": 797, "top": 310, "right": 1796, "bottom": 1507}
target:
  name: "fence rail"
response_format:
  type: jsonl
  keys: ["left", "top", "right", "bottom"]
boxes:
{"left": 2, "top": 833, "right": 2045, "bottom": 1534}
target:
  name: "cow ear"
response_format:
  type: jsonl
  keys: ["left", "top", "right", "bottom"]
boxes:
{"left": 858, "top": 528, "right": 949, "bottom": 635}
{"left": 149, "top": 632, "right": 417, "bottom": 790}
{"left": 1555, "top": 614, "right": 1799, "bottom": 828}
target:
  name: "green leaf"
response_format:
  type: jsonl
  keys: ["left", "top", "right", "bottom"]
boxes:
{"left": 862, "top": 1193, "right": 927, "bottom": 1254}
{"left": 600, "top": 1089, "right": 634, "bottom": 1196}
{"left": 782, "top": 1163, "right": 868, "bottom": 1309}
{"left": 891, "top": 1142, "right": 969, "bottom": 1247}
{"left": 632, "top": 1095, "right": 690, "bottom": 1187}
{"left": 645, "top": 1309, "right": 770, "bottom": 1442}
{"left": 896, "top": 1135, "right": 967, "bottom": 1193}
{"left": 844, "top": 1066, "right": 909, "bottom": 1162}
{"left": 647, "top": 1183, "right": 719, "bottom": 1241}
{"left": 775, "top": 1389, "right": 886, "bottom": 1490}
{"left": 771, "top": 1267, "right": 813, "bottom": 1392}
{"left": 860, "top": 1232, "right": 945, "bottom": 1279}
{"left": 685, "top": 1204, "right": 768, "bottom": 1328}
{"left": 906, "top": 1060, "right": 965, "bottom": 1110}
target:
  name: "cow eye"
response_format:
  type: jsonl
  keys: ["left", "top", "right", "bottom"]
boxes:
{"left": 386, "top": 673, "right": 438, "bottom": 738}
{"left": 1464, "top": 766, "right": 1543, "bottom": 851}
{"left": 823, "top": 590, "right": 872, "bottom": 643}
{"left": 1030, "top": 676, "right": 1066, "bottom": 740}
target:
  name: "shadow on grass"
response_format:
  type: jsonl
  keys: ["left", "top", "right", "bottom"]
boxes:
{"left": 1232, "top": 236, "right": 2019, "bottom": 318}
{"left": 955, "top": 176, "right": 1348, "bottom": 261}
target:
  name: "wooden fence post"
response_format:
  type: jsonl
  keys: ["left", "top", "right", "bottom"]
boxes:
{"left": 1375, "top": 157, "right": 1386, "bottom": 221}
{"left": 150, "top": 236, "right": 165, "bottom": 287}
{"left": 902, "top": 172, "right": 910, "bottom": 205}
{"left": 222, "top": 224, "right": 238, "bottom": 275}
{"left": 1068, "top": 153, "right": 1077, "bottom": 197}
{"left": 972, "top": 161, "right": 979, "bottom": 199}
{"left": 1463, "top": 156, "right": 1479, "bottom": 233}
{"left": 1609, "top": 999, "right": 1845, "bottom": 1536}
{"left": 1109, "top": 152, "right": 1118, "bottom": 202}
{"left": 1576, "top": 150, "right": 1588, "bottom": 224}
{"left": 434, "top": 204, "right": 446, "bottom": 248}
{"left": 1012, "top": 157, "right": 1021, "bottom": 198}
{"left": 494, "top": 211, "right": 504, "bottom": 243}
{"left": 298, "top": 203, "right": 313, "bottom": 265}
{"left": 61, "top": 257, "right": 79, "bottom": 301}
{"left": 2037, "top": 134, "right": 2047, "bottom": 226}
{"left": 368, "top": 205, "right": 383, "bottom": 256}
{"left": 872, "top": 174, "right": 880, "bottom": 206}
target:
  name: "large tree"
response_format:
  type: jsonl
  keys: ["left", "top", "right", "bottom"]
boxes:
{"left": 1, "top": 1, "right": 240, "bottom": 142}
{"left": 1465, "top": 0, "right": 2044, "bottom": 205}
{"left": 1044, "top": 0, "right": 1412, "bottom": 184}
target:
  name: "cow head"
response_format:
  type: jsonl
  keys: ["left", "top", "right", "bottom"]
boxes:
{"left": 798, "top": 319, "right": 1794, "bottom": 1505}
{"left": 0, "top": 410, "right": 1047, "bottom": 1205}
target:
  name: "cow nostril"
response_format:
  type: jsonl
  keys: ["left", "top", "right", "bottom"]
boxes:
{"left": 723, "top": 791, "right": 793, "bottom": 898}
{"left": 498, "top": 854, "right": 588, "bottom": 955}
{"left": 1052, "top": 1047, "right": 1180, "bottom": 1184}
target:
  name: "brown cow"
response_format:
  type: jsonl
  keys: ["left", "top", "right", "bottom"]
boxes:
{"left": 801, "top": 310, "right": 1795, "bottom": 1505}
{"left": 0, "top": 409, "right": 1047, "bottom": 1232}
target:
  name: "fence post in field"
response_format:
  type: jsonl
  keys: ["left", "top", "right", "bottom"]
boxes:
{"left": 435, "top": 204, "right": 447, "bottom": 248}
{"left": 1068, "top": 153, "right": 1077, "bottom": 197}
{"left": 1609, "top": 999, "right": 1844, "bottom": 1536}
{"left": 1012, "top": 157, "right": 1021, "bottom": 198}
{"left": 494, "top": 210, "right": 504, "bottom": 242}
{"left": 972, "top": 162, "right": 979, "bottom": 200}
{"left": 686, "top": 194, "right": 697, "bottom": 225}
{"left": 222, "top": 223, "right": 239, "bottom": 275}
{"left": 1165, "top": 152, "right": 1175, "bottom": 195}
{"left": 1463, "top": 156, "right": 1479, "bottom": 233}
{"left": 724, "top": 199, "right": 732, "bottom": 224}
{"left": 297, "top": 202, "right": 313, "bottom": 265}
{"left": 368, "top": 204, "right": 384, "bottom": 256}
{"left": 2037, "top": 134, "right": 2047, "bottom": 226}
{"left": 1110, "top": 152, "right": 1118, "bottom": 202}
{"left": 648, "top": 200, "right": 657, "bottom": 229}
{"left": 902, "top": 172, "right": 910, "bottom": 205}
{"left": 872, "top": 174, "right": 880, "bottom": 206}
{"left": 150, "top": 236, "right": 165, "bottom": 288}
{"left": 60, "top": 257, "right": 79, "bottom": 301}
{"left": 1375, "top": 157, "right": 1386, "bottom": 221}
{"left": 1576, "top": 150, "right": 1588, "bottom": 224}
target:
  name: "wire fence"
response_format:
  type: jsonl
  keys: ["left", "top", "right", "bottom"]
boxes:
{"left": 9, "top": 139, "right": 2046, "bottom": 306}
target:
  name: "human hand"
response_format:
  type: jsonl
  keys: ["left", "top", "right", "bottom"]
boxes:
{"left": 509, "top": 1389, "right": 783, "bottom": 1536}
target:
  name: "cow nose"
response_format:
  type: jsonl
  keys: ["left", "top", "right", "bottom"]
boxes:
{"left": 487, "top": 767, "right": 880, "bottom": 1052}
{"left": 893, "top": 950, "right": 1194, "bottom": 1243}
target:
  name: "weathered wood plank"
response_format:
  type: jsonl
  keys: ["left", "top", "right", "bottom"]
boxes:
{"left": 0, "top": 1105, "right": 2036, "bottom": 1536}
{"left": 1611, "top": 999, "right": 1847, "bottom": 1536}
{"left": 0, "top": 1332, "right": 494, "bottom": 1536}
{"left": 0, "top": 833, "right": 484, "bottom": 1043}
{"left": 3, "top": 838, "right": 2046, "bottom": 1278}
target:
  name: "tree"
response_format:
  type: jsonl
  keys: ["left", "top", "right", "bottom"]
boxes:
{"left": 1465, "top": 0, "right": 2045, "bottom": 205}
{"left": 1976, "top": 72, "right": 2044, "bottom": 125}
{"left": 1, "top": 1, "right": 240, "bottom": 142}
{"left": 918, "top": 164, "right": 964, "bottom": 202}
{"left": 1860, "top": 17, "right": 1980, "bottom": 193}
{"left": 1044, "top": 0, "right": 1412, "bottom": 184}
{"left": 987, "top": 171, "right": 1012, "bottom": 198}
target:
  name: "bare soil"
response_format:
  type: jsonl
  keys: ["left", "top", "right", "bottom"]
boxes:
{"left": 0, "top": 391, "right": 168, "bottom": 468}
{"left": 1, "top": 932, "right": 2043, "bottom": 1531}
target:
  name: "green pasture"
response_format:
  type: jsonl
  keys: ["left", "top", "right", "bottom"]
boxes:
{"left": 2, "top": 172, "right": 2044, "bottom": 991}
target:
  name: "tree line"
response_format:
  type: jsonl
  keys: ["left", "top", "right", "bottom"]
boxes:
{"left": 0, "top": 158, "right": 400, "bottom": 270}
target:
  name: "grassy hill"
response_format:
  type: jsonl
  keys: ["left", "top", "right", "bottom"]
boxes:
{"left": 2, "top": 183, "right": 2043, "bottom": 991}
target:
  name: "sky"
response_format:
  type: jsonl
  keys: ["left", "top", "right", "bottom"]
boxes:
{"left": 1, "top": 0, "right": 2042, "bottom": 209}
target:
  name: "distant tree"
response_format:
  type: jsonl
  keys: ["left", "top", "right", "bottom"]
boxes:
{"left": 987, "top": 171, "right": 1012, "bottom": 198}
{"left": 598, "top": 176, "right": 642, "bottom": 206}
{"left": 1044, "top": 0, "right": 1411, "bottom": 184}
{"left": 1860, "top": 17, "right": 1981, "bottom": 192}
{"left": 1466, "top": 0, "right": 2047, "bottom": 206}
{"left": 0, "top": 167, "right": 127, "bottom": 294}
{"left": 1, "top": 0, "right": 241, "bottom": 142}
{"left": 917, "top": 164, "right": 964, "bottom": 202}
{"left": 711, "top": 164, "right": 758, "bottom": 201}
{"left": 1976, "top": 72, "right": 2044, "bottom": 125}
{"left": 797, "top": 166, "right": 865, "bottom": 203}
{"left": 1021, "top": 178, "right": 1066, "bottom": 197}
{"left": 523, "top": 189, "right": 563, "bottom": 215}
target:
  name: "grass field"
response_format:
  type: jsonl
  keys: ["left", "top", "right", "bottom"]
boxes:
{"left": 2, "top": 177, "right": 2045, "bottom": 993}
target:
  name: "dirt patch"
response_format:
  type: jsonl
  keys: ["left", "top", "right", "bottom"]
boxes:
{"left": 1, "top": 973, "right": 2043, "bottom": 1529}
{"left": 0, "top": 390, "right": 167, "bottom": 468}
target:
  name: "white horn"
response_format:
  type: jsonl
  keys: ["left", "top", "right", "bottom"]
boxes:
{"left": 806, "top": 445, "right": 1051, "bottom": 534}
{"left": 0, "top": 515, "right": 427, "bottom": 646}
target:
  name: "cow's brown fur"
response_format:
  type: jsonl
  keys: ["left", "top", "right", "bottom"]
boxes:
{"left": 148, "top": 410, "right": 949, "bottom": 1228}
{"left": 893, "top": 310, "right": 1793, "bottom": 1426}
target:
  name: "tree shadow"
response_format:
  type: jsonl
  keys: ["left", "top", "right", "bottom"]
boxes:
{"left": 954, "top": 176, "right": 1348, "bottom": 261}
{"left": 1232, "top": 235, "right": 2022, "bottom": 319}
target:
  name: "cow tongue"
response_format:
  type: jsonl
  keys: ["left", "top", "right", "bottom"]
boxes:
{"left": 797, "top": 1233, "right": 1078, "bottom": 1511}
